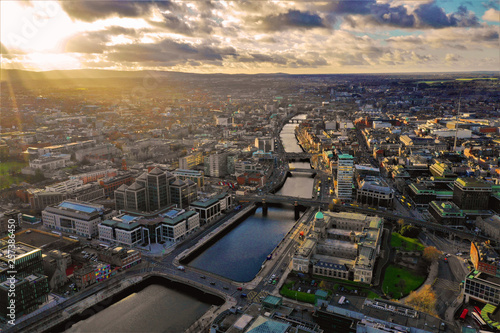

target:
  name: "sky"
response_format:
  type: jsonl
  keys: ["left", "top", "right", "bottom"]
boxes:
{"left": 1, "top": 0, "right": 499, "bottom": 74}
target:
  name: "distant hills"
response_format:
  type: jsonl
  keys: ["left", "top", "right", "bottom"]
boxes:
{"left": 1, "top": 68, "right": 498, "bottom": 82}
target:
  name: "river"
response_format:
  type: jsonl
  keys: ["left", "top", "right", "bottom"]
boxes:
{"left": 64, "top": 283, "right": 213, "bottom": 333}
{"left": 188, "top": 115, "right": 313, "bottom": 281}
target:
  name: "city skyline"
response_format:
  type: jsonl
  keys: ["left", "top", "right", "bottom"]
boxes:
{"left": 1, "top": 0, "right": 499, "bottom": 74}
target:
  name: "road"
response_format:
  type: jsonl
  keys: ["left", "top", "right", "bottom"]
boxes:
{"left": 420, "top": 231, "right": 471, "bottom": 322}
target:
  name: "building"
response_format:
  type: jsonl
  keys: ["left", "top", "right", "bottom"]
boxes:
{"left": 74, "top": 144, "right": 120, "bottom": 162}
{"left": 453, "top": 177, "right": 492, "bottom": 210}
{"left": 293, "top": 211, "right": 383, "bottom": 284}
{"left": 42, "top": 200, "right": 115, "bottom": 238}
{"left": 159, "top": 208, "right": 200, "bottom": 242}
{"left": 465, "top": 241, "right": 500, "bottom": 322}
{"left": 336, "top": 154, "right": 354, "bottom": 202}
{"left": 121, "top": 182, "right": 147, "bottom": 212}
{"left": 356, "top": 177, "right": 393, "bottom": 208}
{"left": 169, "top": 178, "right": 197, "bottom": 209}
{"left": 98, "top": 246, "right": 141, "bottom": 268}
{"left": 98, "top": 215, "right": 144, "bottom": 247}
{"left": 172, "top": 169, "right": 204, "bottom": 188}
{"left": 29, "top": 155, "right": 67, "bottom": 170}
{"left": 178, "top": 152, "right": 204, "bottom": 170}
{"left": 145, "top": 167, "right": 171, "bottom": 212}
{"left": 316, "top": 296, "right": 446, "bottom": 333}
{"left": 42, "top": 250, "right": 71, "bottom": 289}
{"left": 99, "top": 208, "right": 200, "bottom": 246}
{"left": 99, "top": 173, "right": 134, "bottom": 198}
{"left": 428, "top": 201, "right": 465, "bottom": 226}
{"left": 69, "top": 168, "right": 118, "bottom": 184}
{"left": 254, "top": 137, "right": 274, "bottom": 153}
{"left": 0, "top": 242, "right": 44, "bottom": 281}
{"left": 115, "top": 168, "right": 179, "bottom": 213}
{"left": 73, "top": 265, "right": 96, "bottom": 290}
{"left": 0, "top": 242, "right": 49, "bottom": 319}
{"left": 190, "top": 193, "right": 231, "bottom": 225}
{"left": 234, "top": 160, "right": 263, "bottom": 175}
{"left": 204, "top": 152, "right": 228, "bottom": 177}
{"left": 0, "top": 274, "right": 49, "bottom": 320}
{"left": 476, "top": 215, "right": 500, "bottom": 241}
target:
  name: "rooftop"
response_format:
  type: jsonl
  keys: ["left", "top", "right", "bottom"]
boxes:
{"left": 455, "top": 177, "right": 492, "bottom": 189}
{"left": 319, "top": 295, "right": 446, "bottom": 332}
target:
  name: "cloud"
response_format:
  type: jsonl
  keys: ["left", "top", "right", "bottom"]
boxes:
{"left": 105, "top": 39, "right": 237, "bottom": 67}
{"left": 445, "top": 53, "right": 461, "bottom": 62}
{"left": 386, "top": 27, "right": 498, "bottom": 50}
{"left": 413, "top": 2, "right": 479, "bottom": 28}
{"left": 482, "top": 8, "right": 500, "bottom": 22}
{"left": 335, "top": 0, "right": 479, "bottom": 29}
{"left": 60, "top": 0, "right": 173, "bottom": 22}
{"left": 255, "top": 10, "right": 327, "bottom": 31}
{"left": 64, "top": 27, "right": 144, "bottom": 54}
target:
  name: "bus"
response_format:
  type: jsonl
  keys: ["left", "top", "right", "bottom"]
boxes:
{"left": 69, "top": 236, "right": 79, "bottom": 240}
{"left": 471, "top": 311, "right": 487, "bottom": 328}
{"left": 99, "top": 244, "right": 110, "bottom": 249}
{"left": 51, "top": 231, "right": 62, "bottom": 236}
{"left": 459, "top": 308, "right": 468, "bottom": 321}
{"left": 474, "top": 306, "right": 482, "bottom": 315}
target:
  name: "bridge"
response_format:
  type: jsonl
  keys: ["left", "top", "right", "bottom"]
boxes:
{"left": 235, "top": 194, "right": 485, "bottom": 241}
{"left": 284, "top": 152, "right": 312, "bottom": 160}
{"left": 288, "top": 168, "right": 317, "bottom": 174}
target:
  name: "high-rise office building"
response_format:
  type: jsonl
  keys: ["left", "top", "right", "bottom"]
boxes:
{"left": 336, "top": 154, "right": 354, "bottom": 201}
{"left": 453, "top": 177, "right": 492, "bottom": 210}
{"left": 147, "top": 167, "right": 172, "bottom": 212}
{"left": 204, "top": 153, "right": 228, "bottom": 177}
{"left": 169, "top": 179, "right": 197, "bottom": 209}
{"left": 115, "top": 168, "right": 175, "bottom": 213}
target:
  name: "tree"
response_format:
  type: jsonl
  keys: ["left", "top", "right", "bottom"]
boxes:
{"left": 405, "top": 285, "right": 437, "bottom": 315}
{"left": 397, "top": 219, "right": 405, "bottom": 231}
{"left": 423, "top": 246, "right": 441, "bottom": 262}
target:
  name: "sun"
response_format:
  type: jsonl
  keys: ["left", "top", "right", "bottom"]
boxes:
{"left": 1, "top": 1, "right": 77, "bottom": 55}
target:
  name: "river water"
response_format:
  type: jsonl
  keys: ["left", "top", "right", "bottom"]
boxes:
{"left": 64, "top": 284, "right": 212, "bottom": 333}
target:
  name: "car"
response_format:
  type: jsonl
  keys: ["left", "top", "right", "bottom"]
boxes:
{"left": 210, "top": 282, "right": 216, "bottom": 285}
{"left": 307, "top": 289, "right": 311, "bottom": 293}
{"left": 240, "top": 293, "right": 247, "bottom": 298}
{"left": 456, "top": 252, "right": 463, "bottom": 256}
{"left": 298, "top": 287, "right": 301, "bottom": 292}
{"left": 200, "top": 276, "right": 206, "bottom": 279}
{"left": 237, "top": 287, "right": 243, "bottom": 291}
{"left": 444, "top": 257, "right": 448, "bottom": 263}
{"left": 223, "top": 286, "right": 229, "bottom": 290}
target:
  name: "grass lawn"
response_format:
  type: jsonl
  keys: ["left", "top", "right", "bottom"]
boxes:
{"left": 382, "top": 265, "right": 425, "bottom": 299}
{"left": 280, "top": 282, "right": 316, "bottom": 304}
{"left": 0, "top": 161, "right": 28, "bottom": 189}
{"left": 391, "top": 233, "right": 424, "bottom": 251}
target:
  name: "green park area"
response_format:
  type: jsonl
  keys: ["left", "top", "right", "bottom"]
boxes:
{"left": 0, "top": 161, "right": 28, "bottom": 189}
{"left": 280, "top": 282, "right": 316, "bottom": 304}
{"left": 382, "top": 265, "right": 426, "bottom": 299}
{"left": 391, "top": 232, "right": 425, "bottom": 252}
